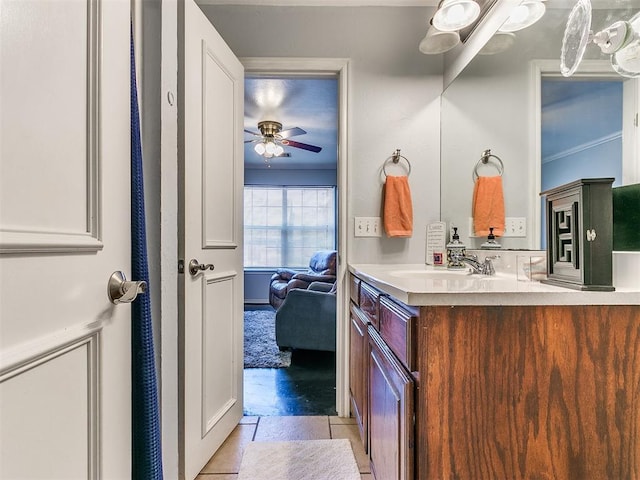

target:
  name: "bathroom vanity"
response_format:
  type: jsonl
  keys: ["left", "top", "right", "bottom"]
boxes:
{"left": 348, "top": 263, "right": 640, "bottom": 480}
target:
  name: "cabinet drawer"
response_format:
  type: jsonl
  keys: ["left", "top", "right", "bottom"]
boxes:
{"left": 359, "top": 282, "right": 380, "bottom": 329}
{"left": 379, "top": 296, "right": 417, "bottom": 371}
{"left": 349, "top": 274, "right": 361, "bottom": 305}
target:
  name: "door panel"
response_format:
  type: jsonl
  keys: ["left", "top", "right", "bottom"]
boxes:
{"left": 202, "top": 272, "right": 237, "bottom": 435}
{"left": 349, "top": 304, "right": 368, "bottom": 451}
{"left": 180, "top": 0, "right": 244, "bottom": 478}
{"left": 203, "top": 49, "right": 237, "bottom": 248}
{"left": 0, "top": 338, "right": 97, "bottom": 478}
{"left": 0, "top": 0, "right": 131, "bottom": 477}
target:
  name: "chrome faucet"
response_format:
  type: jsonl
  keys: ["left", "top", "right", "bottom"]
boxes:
{"left": 451, "top": 252, "right": 498, "bottom": 276}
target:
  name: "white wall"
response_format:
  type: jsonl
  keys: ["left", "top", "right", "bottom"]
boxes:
{"left": 201, "top": 5, "right": 443, "bottom": 264}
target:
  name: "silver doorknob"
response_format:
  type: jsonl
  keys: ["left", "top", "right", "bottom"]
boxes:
{"left": 188, "top": 259, "right": 215, "bottom": 276}
{"left": 107, "top": 271, "right": 147, "bottom": 304}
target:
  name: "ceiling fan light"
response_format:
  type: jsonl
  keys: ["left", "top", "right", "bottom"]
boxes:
{"left": 432, "top": 0, "right": 480, "bottom": 32}
{"left": 254, "top": 142, "right": 266, "bottom": 155}
{"left": 274, "top": 144, "right": 285, "bottom": 156}
{"left": 499, "top": 0, "right": 546, "bottom": 33}
{"left": 419, "top": 25, "right": 460, "bottom": 54}
{"left": 254, "top": 143, "right": 266, "bottom": 155}
{"left": 265, "top": 141, "right": 277, "bottom": 155}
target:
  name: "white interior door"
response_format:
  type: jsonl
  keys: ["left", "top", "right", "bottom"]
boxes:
{"left": 0, "top": 0, "right": 131, "bottom": 478}
{"left": 179, "top": 1, "right": 245, "bottom": 478}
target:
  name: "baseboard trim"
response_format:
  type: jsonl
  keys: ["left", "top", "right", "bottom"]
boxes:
{"left": 244, "top": 299, "right": 269, "bottom": 305}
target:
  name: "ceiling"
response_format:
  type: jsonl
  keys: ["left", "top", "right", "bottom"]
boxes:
{"left": 244, "top": 76, "right": 339, "bottom": 170}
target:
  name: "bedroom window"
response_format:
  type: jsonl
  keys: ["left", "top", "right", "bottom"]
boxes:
{"left": 244, "top": 186, "right": 336, "bottom": 268}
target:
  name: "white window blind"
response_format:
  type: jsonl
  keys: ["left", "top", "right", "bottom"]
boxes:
{"left": 244, "top": 186, "right": 336, "bottom": 268}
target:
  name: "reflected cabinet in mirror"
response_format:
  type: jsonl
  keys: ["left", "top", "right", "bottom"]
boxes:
{"left": 441, "top": 0, "right": 640, "bottom": 250}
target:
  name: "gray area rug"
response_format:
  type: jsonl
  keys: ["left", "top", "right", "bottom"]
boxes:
{"left": 244, "top": 309, "right": 292, "bottom": 369}
{"left": 238, "top": 439, "right": 360, "bottom": 480}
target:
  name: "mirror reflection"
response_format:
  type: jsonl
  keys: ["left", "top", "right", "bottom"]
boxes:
{"left": 441, "top": 0, "right": 640, "bottom": 250}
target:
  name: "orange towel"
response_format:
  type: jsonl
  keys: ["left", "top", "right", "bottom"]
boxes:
{"left": 472, "top": 176, "right": 505, "bottom": 237}
{"left": 383, "top": 175, "right": 413, "bottom": 237}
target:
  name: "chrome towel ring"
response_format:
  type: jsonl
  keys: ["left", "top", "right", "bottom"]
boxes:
{"left": 383, "top": 149, "right": 412, "bottom": 177}
{"left": 473, "top": 149, "right": 504, "bottom": 180}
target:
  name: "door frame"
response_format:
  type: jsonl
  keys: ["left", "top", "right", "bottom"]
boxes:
{"left": 529, "top": 59, "right": 639, "bottom": 250}
{"left": 241, "top": 57, "right": 351, "bottom": 416}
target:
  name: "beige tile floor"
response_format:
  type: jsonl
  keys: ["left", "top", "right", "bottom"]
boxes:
{"left": 197, "top": 416, "right": 373, "bottom": 479}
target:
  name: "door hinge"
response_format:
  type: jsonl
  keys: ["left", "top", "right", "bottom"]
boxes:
{"left": 178, "top": 259, "right": 185, "bottom": 274}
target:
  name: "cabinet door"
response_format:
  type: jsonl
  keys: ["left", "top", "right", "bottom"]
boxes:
{"left": 349, "top": 304, "right": 368, "bottom": 451}
{"left": 547, "top": 190, "right": 582, "bottom": 282}
{"left": 369, "top": 327, "right": 414, "bottom": 480}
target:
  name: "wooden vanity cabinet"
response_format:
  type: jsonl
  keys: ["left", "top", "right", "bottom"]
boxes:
{"left": 349, "top": 273, "right": 640, "bottom": 480}
{"left": 349, "top": 274, "right": 417, "bottom": 479}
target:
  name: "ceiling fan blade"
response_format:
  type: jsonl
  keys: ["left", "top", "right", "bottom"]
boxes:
{"left": 244, "top": 139, "right": 260, "bottom": 144}
{"left": 282, "top": 139, "right": 322, "bottom": 153}
{"left": 244, "top": 129, "right": 261, "bottom": 136}
{"left": 279, "top": 127, "right": 306, "bottom": 139}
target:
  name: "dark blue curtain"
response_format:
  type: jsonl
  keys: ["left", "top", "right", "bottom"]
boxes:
{"left": 131, "top": 29, "right": 163, "bottom": 480}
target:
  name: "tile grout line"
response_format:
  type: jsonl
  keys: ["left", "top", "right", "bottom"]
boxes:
{"left": 251, "top": 416, "right": 261, "bottom": 442}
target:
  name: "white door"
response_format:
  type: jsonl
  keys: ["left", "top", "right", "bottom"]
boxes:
{"left": 179, "top": 1, "right": 245, "bottom": 478}
{"left": 0, "top": 0, "right": 132, "bottom": 478}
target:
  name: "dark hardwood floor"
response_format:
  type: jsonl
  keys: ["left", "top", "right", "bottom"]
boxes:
{"left": 243, "top": 305, "right": 337, "bottom": 416}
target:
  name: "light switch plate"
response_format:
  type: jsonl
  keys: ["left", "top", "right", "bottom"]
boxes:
{"left": 355, "top": 217, "right": 382, "bottom": 237}
{"left": 503, "top": 217, "right": 527, "bottom": 237}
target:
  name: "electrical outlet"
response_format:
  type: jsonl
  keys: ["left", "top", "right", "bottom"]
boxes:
{"left": 503, "top": 217, "right": 527, "bottom": 237}
{"left": 354, "top": 217, "right": 382, "bottom": 237}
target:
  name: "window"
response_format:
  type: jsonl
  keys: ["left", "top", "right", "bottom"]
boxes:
{"left": 244, "top": 186, "right": 336, "bottom": 268}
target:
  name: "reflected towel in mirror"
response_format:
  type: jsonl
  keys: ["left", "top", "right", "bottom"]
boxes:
{"left": 383, "top": 175, "right": 413, "bottom": 237}
{"left": 472, "top": 175, "right": 505, "bottom": 237}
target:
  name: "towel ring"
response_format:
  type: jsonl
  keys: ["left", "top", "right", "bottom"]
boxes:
{"left": 383, "top": 149, "right": 411, "bottom": 177}
{"left": 473, "top": 149, "right": 504, "bottom": 181}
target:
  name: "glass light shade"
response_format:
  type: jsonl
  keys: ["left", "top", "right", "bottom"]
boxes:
{"left": 610, "top": 12, "right": 640, "bottom": 78}
{"left": 432, "top": 0, "right": 480, "bottom": 32}
{"left": 499, "top": 0, "right": 546, "bottom": 33}
{"left": 254, "top": 142, "right": 266, "bottom": 155}
{"left": 274, "top": 144, "right": 285, "bottom": 156}
{"left": 419, "top": 25, "right": 460, "bottom": 54}
{"left": 264, "top": 141, "right": 277, "bottom": 155}
{"left": 478, "top": 32, "right": 516, "bottom": 55}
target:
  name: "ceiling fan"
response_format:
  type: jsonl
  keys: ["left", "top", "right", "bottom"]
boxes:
{"left": 244, "top": 120, "right": 322, "bottom": 159}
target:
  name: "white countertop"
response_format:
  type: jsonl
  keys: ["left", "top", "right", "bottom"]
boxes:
{"left": 348, "top": 263, "right": 640, "bottom": 306}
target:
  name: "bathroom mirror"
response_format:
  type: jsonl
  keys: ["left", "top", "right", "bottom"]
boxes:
{"left": 441, "top": 0, "right": 640, "bottom": 250}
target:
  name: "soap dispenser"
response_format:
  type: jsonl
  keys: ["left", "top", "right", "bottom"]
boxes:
{"left": 446, "top": 227, "right": 466, "bottom": 269}
{"left": 481, "top": 227, "right": 502, "bottom": 249}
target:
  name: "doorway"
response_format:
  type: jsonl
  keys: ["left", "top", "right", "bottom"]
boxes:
{"left": 540, "top": 77, "right": 624, "bottom": 247}
{"left": 241, "top": 59, "right": 350, "bottom": 417}
{"left": 531, "top": 59, "right": 639, "bottom": 249}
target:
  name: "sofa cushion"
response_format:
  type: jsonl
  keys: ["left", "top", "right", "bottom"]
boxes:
{"left": 270, "top": 281, "right": 289, "bottom": 300}
{"left": 308, "top": 250, "right": 337, "bottom": 275}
